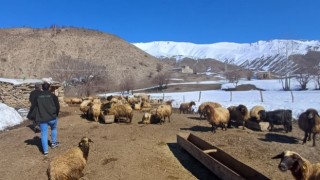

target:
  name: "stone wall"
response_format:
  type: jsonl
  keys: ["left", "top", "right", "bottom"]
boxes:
{"left": 0, "top": 81, "right": 66, "bottom": 108}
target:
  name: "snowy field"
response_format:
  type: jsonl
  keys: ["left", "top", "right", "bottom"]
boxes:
{"left": 1, "top": 78, "right": 320, "bottom": 131}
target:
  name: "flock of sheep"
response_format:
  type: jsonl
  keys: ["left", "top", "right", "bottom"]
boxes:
{"left": 53, "top": 94, "right": 320, "bottom": 179}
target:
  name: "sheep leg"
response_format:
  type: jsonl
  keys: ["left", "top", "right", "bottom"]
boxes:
{"left": 308, "top": 132, "right": 311, "bottom": 141}
{"left": 312, "top": 133, "right": 317, "bottom": 146}
{"left": 242, "top": 120, "right": 246, "bottom": 130}
{"left": 211, "top": 123, "right": 216, "bottom": 133}
{"left": 302, "top": 131, "right": 308, "bottom": 144}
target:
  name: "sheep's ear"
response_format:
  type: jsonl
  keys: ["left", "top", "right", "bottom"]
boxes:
{"left": 272, "top": 152, "right": 284, "bottom": 159}
{"left": 88, "top": 138, "right": 94, "bottom": 143}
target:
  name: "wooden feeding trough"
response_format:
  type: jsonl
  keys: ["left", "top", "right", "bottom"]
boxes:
{"left": 177, "top": 133, "right": 270, "bottom": 180}
{"left": 103, "top": 115, "right": 115, "bottom": 124}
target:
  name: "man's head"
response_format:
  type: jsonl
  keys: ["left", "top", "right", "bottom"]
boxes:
{"left": 34, "top": 83, "right": 42, "bottom": 90}
{"left": 42, "top": 82, "right": 51, "bottom": 91}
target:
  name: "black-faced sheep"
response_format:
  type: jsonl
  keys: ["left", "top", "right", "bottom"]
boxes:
{"left": 47, "top": 137, "right": 93, "bottom": 180}
{"left": 265, "top": 109, "right": 292, "bottom": 133}
{"left": 179, "top": 101, "right": 196, "bottom": 114}
{"left": 105, "top": 104, "right": 133, "bottom": 123}
{"left": 250, "top": 105, "right": 266, "bottom": 122}
{"left": 198, "top": 102, "right": 222, "bottom": 119}
{"left": 272, "top": 150, "right": 320, "bottom": 180}
{"left": 298, "top": 108, "right": 320, "bottom": 146}
{"left": 227, "top": 104, "right": 250, "bottom": 130}
{"left": 155, "top": 103, "right": 172, "bottom": 125}
{"left": 203, "top": 105, "right": 230, "bottom": 133}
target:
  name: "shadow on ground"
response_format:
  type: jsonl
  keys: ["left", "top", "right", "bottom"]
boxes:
{"left": 167, "top": 143, "right": 219, "bottom": 180}
{"left": 24, "top": 136, "right": 43, "bottom": 153}
{"left": 258, "top": 133, "right": 300, "bottom": 144}
{"left": 180, "top": 125, "right": 211, "bottom": 132}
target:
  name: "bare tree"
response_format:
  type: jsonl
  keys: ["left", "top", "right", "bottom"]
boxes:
{"left": 46, "top": 55, "right": 109, "bottom": 96}
{"left": 156, "top": 63, "right": 163, "bottom": 72}
{"left": 225, "top": 70, "right": 241, "bottom": 87}
{"left": 154, "top": 72, "right": 170, "bottom": 91}
{"left": 314, "top": 63, "right": 320, "bottom": 90}
{"left": 119, "top": 75, "right": 135, "bottom": 94}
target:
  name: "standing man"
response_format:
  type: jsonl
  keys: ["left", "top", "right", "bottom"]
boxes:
{"left": 27, "top": 83, "right": 42, "bottom": 132}
{"left": 33, "top": 82, "right": 60, "bottom": 155}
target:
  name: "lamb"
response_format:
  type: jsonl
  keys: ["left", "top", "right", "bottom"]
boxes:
{"left": 227, "top": 104, "right": 250, "bottom": 130}
{"left": 47, "top": 137, "right": 93, "bottom": 180}
{"left": 198, "top": 102, "right": 222, "bottom": 119}
{"left": 265, "top": 109, "right": 293, "bottom": 133}
{"left": 298, "top": 108, "right": 320, "bottom": 146}
{"left": 203, "top": 105, "right": 230, "bottom": 133}
{"left": 141, "top": 112, "right": 152, "bottom": 124}
{"left": 250, "top": 105, "right": 266, "bottom": 122}
{"left": 179, "top": 101, "right": 196, "bottom": 114}
{"left": 155, "top": 103, "right": 172, "bottom": 125}
{"left": 272, "top": 150, "right": 320, "bottom": 180}
{"left": 105, "top": 104, "right": 133, "bottom": 123}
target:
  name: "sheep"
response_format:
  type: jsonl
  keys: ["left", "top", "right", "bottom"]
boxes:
{"left": 71, "top": 98, "right": 83, "bottom": 104}
{"left": 203, "top": 105, "right": 230, "bottom": 133}
{"left": 47, "top": 137, "right": 93, "bottom": 180}
{"left": 298, "top": 108, "right": 320, "bottom": 146}
{"left": 198, "top": 102, "right": 222, "bottom": 119}
{"left": 265, "top": 109, "right": 293, "bottom": 133}
{"left": 105, "top": 104, "right": 133, "bottom": 123}
{"left": 141, "top": 101, "right": 152, "bottom": 108}
{"left": 155, "top": 103, "right": 172, "bottom": 125}
{"left": 79, "top": 99, "right": 92, "bottom": 118}
{"left": 227, "top": 104, "right": 250, "bottom": 130}
{"left": 141, "top": 113, "right": 152, "bottom": 124}
{"left": 272, "top": 150, "right": 320, "bottom": 180}
{"left": 179, "top": 101, "right": 196, "bottom": 114}
{"left": 90, "top": 102, "right": 102, "bottom": 122}
{"left": 250, "top": 105, "right": 266, "bottom": 122}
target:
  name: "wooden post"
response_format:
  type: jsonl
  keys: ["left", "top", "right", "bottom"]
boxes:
{"left": 162, "top": 93, "right": 164, "bottom": 103}
{"left": 260, "top": 90, "right": 263, "bottom": 102}
{"left": 183, "top": 95, "right": 185, "bottom": 103}
{"left": 198, "top": 91, "right": 202, "bottom": 102}
{"left": 230, "top": 91, "right": 232, "bottom": 102}
{"left": 290, "top": 91, "right": 294, "bottom": 103}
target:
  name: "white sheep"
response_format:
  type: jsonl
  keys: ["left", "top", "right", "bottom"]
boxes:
{"left": 141, "top": 112, "right": 152, "bottom": 124}
{"left": 250, "top": 105, "right": 266, "bottom": 122}
{"left": 47, "top": 137, "right": 93, "bottom": 180}
{"left": 273, "top": 150, "right": 320, "bottom": 180}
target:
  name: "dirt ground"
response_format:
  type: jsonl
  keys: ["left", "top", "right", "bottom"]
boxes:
{"left": 1, "top": 106, "right": 320, "bottom": 180}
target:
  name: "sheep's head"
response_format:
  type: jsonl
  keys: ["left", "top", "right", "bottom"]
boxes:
{"left": 190, "top": 101, "right": 196, "bottom": 106}
{"left": 203, "top": 105, "right": 214, "bottom": 116}
{"left": 237, "top": 104, "right": 248, "bottom": 116}
{"left": 79, "top": 137, "right": 93, "bottom": 148}
{"left": 272, "top": 151, "right": 300, "bottom": 172}
{"left": 306, "top": 108, "right": 319, "bottom": 119}
{"left": 258, "top": 110, "right": 267, "bottom": 121}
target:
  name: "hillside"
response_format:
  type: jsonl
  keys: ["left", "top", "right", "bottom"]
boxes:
{"left": 0, "top": 27, "right": 169, "bottom": 90}
{"left": 133, "top": 40, "right": 320, "bottom": 74}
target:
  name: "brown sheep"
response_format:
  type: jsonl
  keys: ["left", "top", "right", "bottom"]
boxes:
{"left": 198, "top": 102, "right": 222, "bottom": 119}
{"left": 79, "top": 99, "right": 92, "bottom": 118}
{"left": 228, "top": 104, "right": 250, "bottom": 130}
{"left": 155, "top": 103, "right": 172, "bottom": 125}
{"left": 250, "top": 105, "right": 266, "bottom": 122}
{"left": 203, "top": 105, "right": 230, "bottom": 133}
{"left": 105, "top": 104, "right": 133, "bottom": 123}
{"left": 179, "top": 101, "right": 196, "bottom": 114}
{"left": 298, "top": 108, "right": 320, "bottom": 146}
{"left": 90, "top": 102, "right": 102, "bottom": 122}
{"left": 47, "top": 137, "right": 93, "bottom": 180}
{"left": 71, "top": 98, "right": 82, "bottom": 104}
{"left": 272, "top": 150, "right": 320, "bottom": 180}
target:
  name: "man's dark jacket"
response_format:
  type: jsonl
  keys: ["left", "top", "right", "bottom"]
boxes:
{"left": 27, "top": 89, "right": 42, "bottom": 120}
{"left": 33, "top": 90, "right": 60, "bottom": 123}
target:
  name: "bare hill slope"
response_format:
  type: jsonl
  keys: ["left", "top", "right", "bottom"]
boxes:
{"left": 0, "top": 27, "right": 168, "bottom": 89}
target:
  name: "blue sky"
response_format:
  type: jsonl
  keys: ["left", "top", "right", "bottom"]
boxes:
{"left": 0, "top": 0, "right": 319, "bottom": 43}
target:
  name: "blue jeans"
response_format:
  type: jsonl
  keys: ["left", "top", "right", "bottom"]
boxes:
{"left": 40, "top": 118, "right": 58, "bottom": 154}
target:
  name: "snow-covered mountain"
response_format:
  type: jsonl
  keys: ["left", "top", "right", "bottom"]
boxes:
{"left": 133, "top": 40, "right": 320, "bottom": 72}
